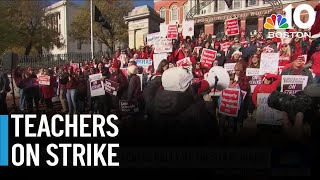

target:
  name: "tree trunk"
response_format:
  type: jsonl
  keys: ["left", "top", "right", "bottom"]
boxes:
{"left": 25, "top": 41, "right": 32, "bottom": 56}
{"left": 111, "top": 35, "right": 115, "bottom": 55}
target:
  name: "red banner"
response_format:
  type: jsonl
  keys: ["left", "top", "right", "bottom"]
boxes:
{"left": 167, "top": 25, "right": 178, "bottom": 39}
{"left": 219, "top": 88, "right": 241, "bottom": 117}
{"left": 225, "top": 18, "right": 239, "bottom": 36}
{"left": 200, "top": 48, "right": 217, "bottom": 68}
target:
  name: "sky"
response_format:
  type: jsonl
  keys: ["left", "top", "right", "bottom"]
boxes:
{"left": 50, "top": 0, "right": 154, "bottom": 8}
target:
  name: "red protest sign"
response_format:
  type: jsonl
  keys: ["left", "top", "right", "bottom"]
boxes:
{"left": 200, "top": 48, "right": 217, "bottom": 68}
{"left": 104, "top": 79, "right": 120, "bottom": 96}
{"left": 219, "top": 88, "right": 241, "bottom": 117}
{"left": 225, "top": 18, "right": 239, "bottom": 36}
{"left": 38, "top": 75, "right": 50, "bottom": 85}
{"left": 176, "top": 57, "right": 192, "bottom": 67}
{"left": 167, "top": 25, "right": 178, "bottom": 39}
{"left": 220, "top": 42, "right": 231, "bottom": 52}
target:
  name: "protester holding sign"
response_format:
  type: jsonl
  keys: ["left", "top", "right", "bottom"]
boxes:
{"left": 252, "top": 73, "right": 281, "bottom": 107}
{"left": 213, "top": 41, "right": 226, "bottom": 66}
{"left": 39, "top": 69, "right": 56, "bottom": 112}
{"left": 281, "top": 56, "right": 314, "bottom": 86}
{"left": 17, "top": 70, "right": 40, "bottom": 113}
{"left": 226, "top": 50, "right": 248, "bottom": 70}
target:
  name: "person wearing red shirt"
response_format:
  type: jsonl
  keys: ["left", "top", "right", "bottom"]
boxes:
{"left": 193, "top": 62, "right": 204, "bottom": 80}
{"left": 252, "top": 73, "right": 281, "bottom": 108}
{"left": 307, "top": 39, "right": 320, "bottom": 83}
{"left": 279, "top": 43, "right": 291, "bottom": 66}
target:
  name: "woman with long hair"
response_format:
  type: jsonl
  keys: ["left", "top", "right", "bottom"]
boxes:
{"left": 248, "top": 53, "right": 260, "bottom": 68}
{"left": 279, "top": 43, "right": 292, "bottom": 66}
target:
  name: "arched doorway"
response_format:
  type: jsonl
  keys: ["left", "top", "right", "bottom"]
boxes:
{"left": 246, "top": 17, "right": 258, "bottom": 37}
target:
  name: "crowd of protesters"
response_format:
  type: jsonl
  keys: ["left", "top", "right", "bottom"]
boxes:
{"left": 1, "top": 26, "right": 320, "bottom": 143}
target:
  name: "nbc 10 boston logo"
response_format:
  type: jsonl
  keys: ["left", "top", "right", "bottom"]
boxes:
{"left": 264, "top": 4, "right": 316, "bottom": 38}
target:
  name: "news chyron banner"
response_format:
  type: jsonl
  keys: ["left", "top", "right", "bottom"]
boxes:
{"left": 0, "top": 114, "right": 119, "bottom": 167}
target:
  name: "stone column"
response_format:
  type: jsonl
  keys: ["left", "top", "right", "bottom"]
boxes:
{"left": 258, "top": 16, "right": 264, "bottom": 32}
{"left": 240, "top": 18, "right": 246, "bottom": 33}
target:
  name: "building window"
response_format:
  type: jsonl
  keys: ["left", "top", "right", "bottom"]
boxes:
{"left": 170, "top": 5, "right": 179, "bottom": 22}
{"left": 201, "top": 9, "right": 206, "bottom": 14}
{"left": 248, "top": 0, "right": 258, "bottom": 6}
{"left": 160, "top": 8, "right": 166, "bottom": 20}
{"left": 218, "top": 0, "right": 226, "bottom": 11}
{"left": 233, "top": 0, "right": 241, "bottom": 9}
{"left": 58, "top": 24, "right": 61, "bottom": 33}
{"left": 183, "top": 3, "right": 189, "bottom": 20}
{"left": 58, "top": 12, "right": 61, "bottom": 20}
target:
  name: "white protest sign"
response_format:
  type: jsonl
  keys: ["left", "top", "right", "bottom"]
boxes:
{"left": 256, "top": 93, "right": 283, "bottom": 126}
{"left": 259, "top": 53, "right": 279, "bottom": 75}
{"left": 224, "top": 63, "right": 237, "bottom": 73}
{"left": 89, "top": 73, "right": 105, "bottom": 97}
{"left": 154, "top": 38, "right": 172, "bottom": 53}
{"left": 246, "top": 68, "right": 260, "bottom": 76}
{"left": 281, "top": 75, "right": 309, "bottom": 95}
{"left": 246, "top": 68, "right": 262, "bottom": 93}
{"left": 147, "top": 32, "right": 161, "bottom": 46}
{"left": 160, "top": 23, "right": 168, "bottom": 38}
{"left": 153, "top": 53, "right": 167, "bottom": 70}
{"left": 182, "top": 20, "right": 194, "bottom": 37}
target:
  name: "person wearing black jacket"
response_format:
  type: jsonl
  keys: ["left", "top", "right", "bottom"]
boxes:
{"left": 213, "top": 41, "right": 226, "bottom": 66}
{"left": 58, "top": 67, "right": 69, "bottom": 113}
{"left": 144, "top": 66, "right": 230, "bottom": 146}
{"left": 0, "top": 68, "right": 10, "bottom": 114}
{"left": 94, "top": 61, "right": 110, "bottom": 116}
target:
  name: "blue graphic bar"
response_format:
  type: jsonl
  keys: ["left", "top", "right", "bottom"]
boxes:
{"left": 0, "top": 115, "right": 9, "bottom": 166}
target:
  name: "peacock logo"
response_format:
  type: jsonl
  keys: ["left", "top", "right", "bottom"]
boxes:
{"left": 264, "top": 14, "right": 289, "bottom": 29}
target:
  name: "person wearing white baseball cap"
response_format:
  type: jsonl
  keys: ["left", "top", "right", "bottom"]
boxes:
{"left": 146, "top": 66, "right": 230, "bottom": 145}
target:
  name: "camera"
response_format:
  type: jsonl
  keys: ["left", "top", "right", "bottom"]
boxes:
{"left": 267, "top": 90, "right": 314, "bottom": 118}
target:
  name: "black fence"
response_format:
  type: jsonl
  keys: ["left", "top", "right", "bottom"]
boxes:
{"left": 0, "top": 51, "right": 110, "bottom": 70}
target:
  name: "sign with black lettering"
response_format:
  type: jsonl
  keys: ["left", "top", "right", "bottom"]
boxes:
{"left": 281, "top": 75, "right": 308, "bottom": 95}
{"left": 104, "top": 79, "right": 119, "bottom": 96}
{"left": 119, "top": 100, "right": 139, "bottom": 113}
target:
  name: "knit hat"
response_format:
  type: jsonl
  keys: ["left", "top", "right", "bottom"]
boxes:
{"left": 214, "top": 41, "right": 220, "bottom": 46}
{"left": 162, "top": 67, "right": 194, "bottom": 92}
{"left": 262, "top": 73, "right": 277, "bottom": 81}
{"left": 232, "top": 50, "right": 242, "bottom": 56}
{"left": 127, "top": 65, "right": 138, "bottom": 75}
{"left": 293, "top": 55, "right": 304, "bottom": 61}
